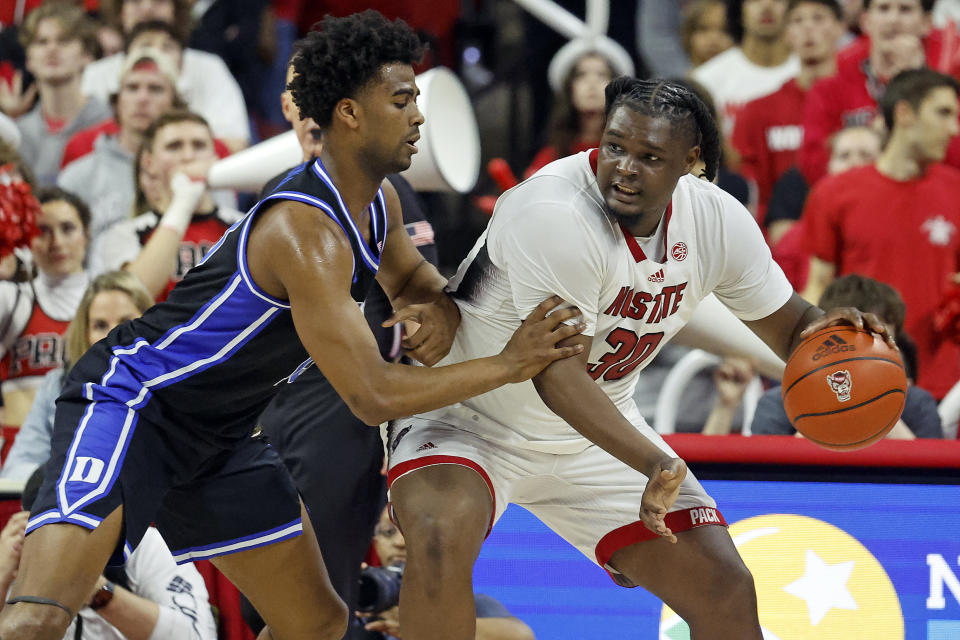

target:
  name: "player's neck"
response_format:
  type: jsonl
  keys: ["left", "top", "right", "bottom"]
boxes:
{"left": 318, "top": 148, "right": 381, "bottom": 223}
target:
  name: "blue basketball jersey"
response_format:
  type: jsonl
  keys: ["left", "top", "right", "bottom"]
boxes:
{"left": 66, "top": 159, "right": 388, "bottom": 448}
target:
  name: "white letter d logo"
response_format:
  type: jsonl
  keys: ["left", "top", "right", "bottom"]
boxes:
{"left": 68, "top": 457, "right": 105, "bottom": 483}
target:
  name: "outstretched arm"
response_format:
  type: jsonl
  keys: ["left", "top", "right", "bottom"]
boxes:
{"left": 744, "top": 291, "right": 895, "bottom": 361}
{"left": 247, "top": 201, "right": 583, "bottom": 425}
{"left": 533, "top": 335, "right": 686, "bottom": 542}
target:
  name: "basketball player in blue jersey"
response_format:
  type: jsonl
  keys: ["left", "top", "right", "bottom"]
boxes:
{"left": 0, "top": 11, "right": 585, "bottom": 640}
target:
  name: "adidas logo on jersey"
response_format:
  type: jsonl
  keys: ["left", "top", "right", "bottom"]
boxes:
{"left": 647, "top": 269, "right": 665, "bottom": 283}
{"left": 812, "top": 335, "right": 855, "bottom": 361}
{"left": 416, "top": 441, "right": 437, "bottom": 452}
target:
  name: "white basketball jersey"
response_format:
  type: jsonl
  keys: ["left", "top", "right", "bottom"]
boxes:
{"left": 437, "top": 150, "right": 793, "bottom": 453}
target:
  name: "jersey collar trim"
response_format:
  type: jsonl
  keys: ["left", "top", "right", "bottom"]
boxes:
{"left": 616, "top": 202, "right": 672, "bottom": 264}
{"left": 310, "top": 159, "right": 385, "bottom": 273}
{"left": 588, "top": 148, "right": 673, "bottom": 264}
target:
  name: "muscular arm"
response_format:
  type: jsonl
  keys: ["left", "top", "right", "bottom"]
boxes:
{"left": 743, "top": 291, "right": 895, "bottom": 362}
{"left": 247, "top": 201, "right": 580, "bottom": 425}
{"left": 744, "top": 292, "right": 823, "bottom": 361}
{"left": 532, "top": 335, "right": 673, "bottom": 478}
{"left": 533, "top": 334, "right": 685, "bottom": 540}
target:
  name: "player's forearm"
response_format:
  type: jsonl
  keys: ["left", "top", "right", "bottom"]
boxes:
{"left": 533, "top": 360, "right": 674, "bottom": 477}
{"left": 126, "top": 227, "right": 180, "bottom": 299}
{"left": 94, "top": 585, "right": 160, "bottom": 640}
{"left": 342, "top": 356, "right": 515, "bottom": 425}
{"left": 388, "top": 258, "right": 449, "bottom": 309}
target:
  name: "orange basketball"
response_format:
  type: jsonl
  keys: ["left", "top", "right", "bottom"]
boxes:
{"left": 781, "top": 326, "right": 907, "bottom": 450}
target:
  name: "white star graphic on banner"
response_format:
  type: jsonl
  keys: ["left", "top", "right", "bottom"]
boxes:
{"left": 783, "top": 549, "right": 858, "bottom": 625}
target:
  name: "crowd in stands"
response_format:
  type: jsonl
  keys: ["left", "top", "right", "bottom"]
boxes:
{"left": 0, "top": 0, "right": 959, "bottom": 637}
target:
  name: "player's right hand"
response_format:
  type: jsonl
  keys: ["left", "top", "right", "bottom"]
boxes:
{"left": 500, "top": 296, "right": 585, "bottom": 383}
{"left": 640, "top": 458, "right": 687, "bottom": 544}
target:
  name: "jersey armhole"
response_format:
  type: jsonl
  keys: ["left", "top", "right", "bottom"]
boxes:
{"left": 236, "top": 193, "right": 357, "bottom": 308}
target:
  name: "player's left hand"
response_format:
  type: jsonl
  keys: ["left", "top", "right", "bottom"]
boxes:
{"left": 384, "top": 292, "right": 461, "bottom": 366}
{"left": 799, "top": 306, "right": 896, "bottom": 350}
{"left": 640, "top": 458, "right": 687, "bottom": 544}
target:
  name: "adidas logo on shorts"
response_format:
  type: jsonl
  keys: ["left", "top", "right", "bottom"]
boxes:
{"left": 812, "top": 334, "right": 855, "bottom": 361}
{"left": 416, "top": 441, "right": 437, "bottom": 452}
{"left": 647, "top": 269, "right": 665, "bottom": 283}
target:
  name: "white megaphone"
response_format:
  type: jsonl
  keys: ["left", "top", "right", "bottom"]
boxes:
{"left": 207, "top": 67, "right": 480, "bottom": 194}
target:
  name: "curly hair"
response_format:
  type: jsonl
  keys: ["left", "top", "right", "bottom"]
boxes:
{"left": 604, "top": 77, "right": 722, "bottom": 182}
{"left": 290, "top": 10, "right": 425, "bottom": 128}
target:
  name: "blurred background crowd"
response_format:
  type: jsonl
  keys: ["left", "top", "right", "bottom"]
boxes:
{"left": 1, "top": 0, "right": 960, "bottom": 638}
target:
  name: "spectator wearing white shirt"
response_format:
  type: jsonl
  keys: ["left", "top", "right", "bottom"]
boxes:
{"left": 82, "top": 1, "right": 251, "bottom": 152}
{"left": 692, "top": 0, "right": 799, "bottom": 136}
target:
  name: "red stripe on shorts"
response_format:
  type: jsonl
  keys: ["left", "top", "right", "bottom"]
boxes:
{"left": 387, "top": 455, "right": 497, "bottom": 536}
{"left": 595, "top": 506, "right": 728, "bottom": 576}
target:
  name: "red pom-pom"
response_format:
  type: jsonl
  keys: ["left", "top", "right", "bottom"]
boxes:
{"left": 0, "top": 165, "right": 42, "bottom": 259}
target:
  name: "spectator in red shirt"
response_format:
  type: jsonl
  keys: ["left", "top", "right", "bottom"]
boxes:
{"left": 799, "top": 0, "right": 938, "bottom": 184}
{"left": 769, "top": 124, "right": 883, "bottom": 288}
{"left": 802, "top": 68, "right": 960, "bottom": 399}
{"left": 732, "top": 0, "right": 844, "bottom": 223}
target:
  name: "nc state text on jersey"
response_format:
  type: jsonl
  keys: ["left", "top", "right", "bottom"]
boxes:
{"left": 603, "top": 283, "right": 688, "bottom": 324}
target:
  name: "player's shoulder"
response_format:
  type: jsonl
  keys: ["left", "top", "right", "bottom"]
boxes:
{"left": 257, "top": 197, "right": 352, "bottom": 250}
{"left": 498, "top": 151, "right": 602, "bottom": 215}
{"left": 673, "top": 173, "right": 742, "bottom": 212}
{"left": 492, "top": 151, "right": 611, "bottom": 240}
{"left": 672, "top": 174, "right": 759, "bottom": 236}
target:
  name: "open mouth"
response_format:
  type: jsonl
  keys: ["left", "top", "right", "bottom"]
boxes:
{"left": 613, "top": 183, "right": 639, "bottom": 196}
{"left": 405, "top": 134, "right": 420, "bottom": 152}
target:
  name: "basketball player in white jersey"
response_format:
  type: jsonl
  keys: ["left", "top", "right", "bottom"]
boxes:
{"left": 386, "top": 78, "right": 892, "bottom": 639}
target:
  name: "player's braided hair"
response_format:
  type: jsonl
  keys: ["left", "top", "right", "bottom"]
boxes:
{"left": 290, "top": 10, "right": 425, "bottom": 129}
{"left": 603, "top": 77, "right": 721, "bottom": 181}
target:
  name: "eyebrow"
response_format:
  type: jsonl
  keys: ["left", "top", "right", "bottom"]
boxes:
{"left": 606, "top": 128, "right": 667, "bottom": 153}
{"left": 392, "top": 87, "right": 419, "bottom": 98}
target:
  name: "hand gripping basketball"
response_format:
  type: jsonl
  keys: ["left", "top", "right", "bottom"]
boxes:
{"left": 785, "top": 308, "right": 906, "bottom": 450}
